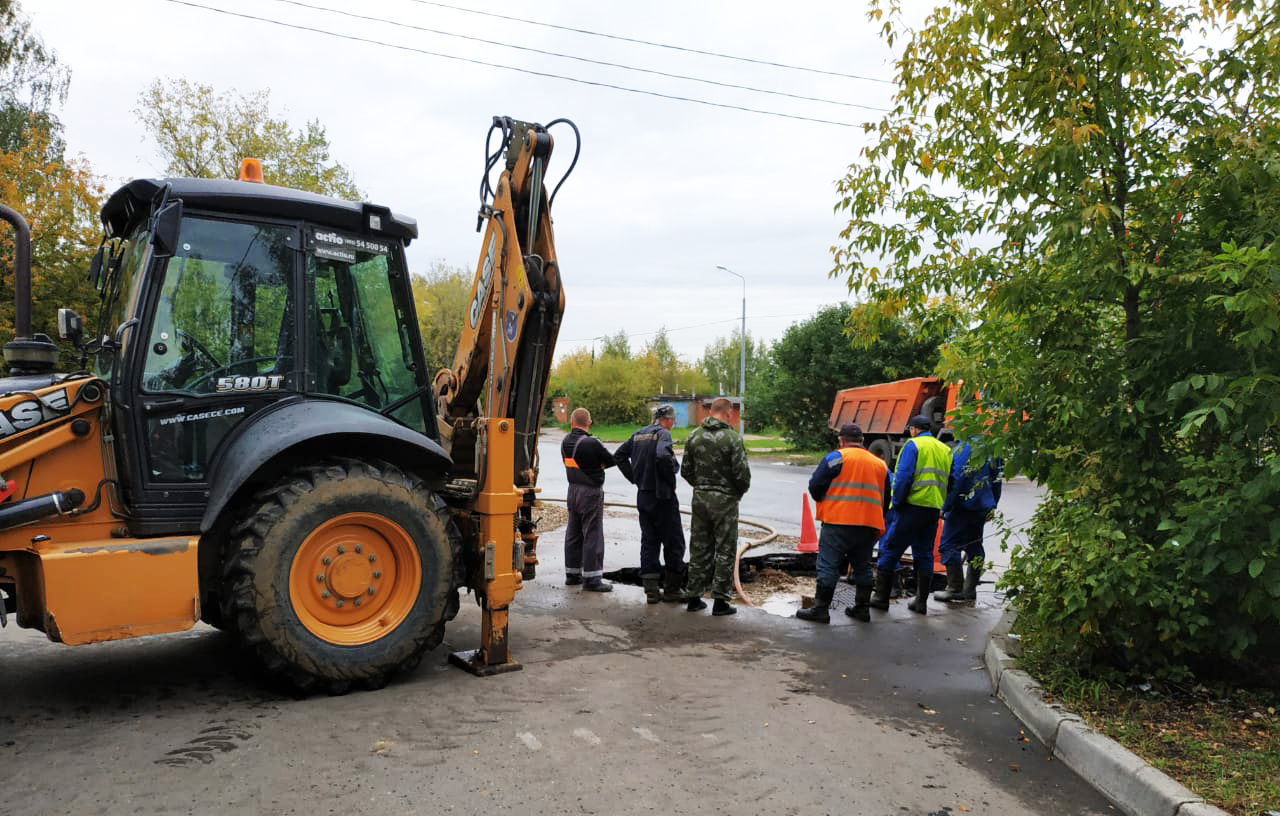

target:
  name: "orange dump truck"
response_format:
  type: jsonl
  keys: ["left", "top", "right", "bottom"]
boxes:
{"left": 829, "top": 376, "right": 956, "bottom": 467}
{"left": 829, "top": 376, "right": 957, "bottom": 579}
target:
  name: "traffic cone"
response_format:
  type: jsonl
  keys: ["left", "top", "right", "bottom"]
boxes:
{"left": 798, "top": 494, "right": 819, "bottom": 553}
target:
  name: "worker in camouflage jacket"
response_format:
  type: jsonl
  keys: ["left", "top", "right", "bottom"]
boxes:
{"left": 680, "top": 398, "right": 751, "bottom": 616}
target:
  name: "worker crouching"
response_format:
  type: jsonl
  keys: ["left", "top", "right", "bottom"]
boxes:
{"left": 796, "top": 423, "right": 891, "bottom": 624}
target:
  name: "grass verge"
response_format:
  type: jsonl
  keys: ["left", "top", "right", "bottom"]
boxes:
{"left": 1020, "top": 652, "right": 1279, "bottom": 816}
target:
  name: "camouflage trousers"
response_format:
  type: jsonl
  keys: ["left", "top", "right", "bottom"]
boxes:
{"left": 686, "top": 489, "right": 740, "bottom": 601}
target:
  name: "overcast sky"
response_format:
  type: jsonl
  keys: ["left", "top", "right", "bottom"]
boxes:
{"left": 27, "top": 0, "right": 909, "bottom": 365}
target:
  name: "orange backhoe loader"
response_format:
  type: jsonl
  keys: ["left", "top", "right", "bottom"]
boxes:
{"left": 0, "top": 115, "right": 577, "bottom": 692}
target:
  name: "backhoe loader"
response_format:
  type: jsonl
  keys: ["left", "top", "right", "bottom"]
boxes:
{"left": 0, "top": 115, "right": 576, "bottom": 692}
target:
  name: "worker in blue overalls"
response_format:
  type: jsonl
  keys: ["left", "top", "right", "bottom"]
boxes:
{"left": 934, "top": 439, "right": 1002, "bottom": 602}
{"left": 870, "top": 414, "right": 952, "bottom": 615}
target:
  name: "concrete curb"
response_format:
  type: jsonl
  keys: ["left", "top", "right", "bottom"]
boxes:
{"left": 984, "top": 617, "right": 1231, "bottom": 816}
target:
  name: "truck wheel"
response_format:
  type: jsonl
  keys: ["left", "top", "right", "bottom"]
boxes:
{"left": 221, "top": 457, "right": 453, "bottom": 695}
{"left": 869, "top": 438, "right": 894, "bottom": 468}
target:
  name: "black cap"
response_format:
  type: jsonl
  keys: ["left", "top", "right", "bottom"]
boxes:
{"left": 838, "top": 423, "right": 863, "bottom": 439}
{"left": 908, "top": 414, "right": 932, "bottom": 430}
{"left": 653, "top": 404, "right": 675, "bottom": 420}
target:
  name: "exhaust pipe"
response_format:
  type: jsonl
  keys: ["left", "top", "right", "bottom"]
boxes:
{"left": 0, "top": 488, "right": 85, "bottom": 531}
{"left": 0, "top": 203, "right": 60, "bottom": 375}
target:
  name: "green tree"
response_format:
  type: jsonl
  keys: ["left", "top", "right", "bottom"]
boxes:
{"left": 0, "top": 117, "right": 103, "bottom": 363}
{"left": 549, "top": 347, "right": 656, "bottom": 425}
{"left": 410, "top": 260, "right": 471, "bottom": 372}
{"left": 833, "top": 0, "right": 1280, "bottom": 679}
{"left": 135, "top": 78, "right": 362, "bottom": 199}
{"left": 752, "top": 305, "right": 942, "bottom": 449}
{"left": 639, "top": 327, "right": 709, "bottom": 395}
{"left": 0, "top": 0, "right": 70, "bottom": 152}
{"left": 699, "top": 328, "right": 767, "bottom": 396}
{"left": 598, "top": 330, "right": 630, "bottom": 360}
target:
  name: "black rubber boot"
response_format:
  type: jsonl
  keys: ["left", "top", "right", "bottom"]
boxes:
{"left": 712, "top": 599, "right": 736, "bottom": 616}
{"left": 642, "top": 574, "right": 661, "bottom": 604}
{"left": 845, "top": 584, "right": 872, "bottom": 622}
{"left": 662, "top": 568, "right": 684, "bottom": 602}
{"left": 686, "top": 596, "right": 708, "bottom": 612}
{"left": 906, "top": 569, "right": 930, "bottom": 614}
{"left": 962, "top": 563, "right": 982, "bottom": 600}
{"left": 565, "top": 574, "right": 582, "bottom": 586}
{"left": 933, "top": 562, "right": 966, "bottom": 602}
{"left": 583, "top": 578, "right": 613, "bottom": 593}
{"left": 869, "top": 570, "right": 893, "bottom": 610}
{"left": 796, "top": 584, "right": 834, "bottom": 623}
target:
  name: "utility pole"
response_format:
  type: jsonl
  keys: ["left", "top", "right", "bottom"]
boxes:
{"left": 716, "top": 265, "right": 746, "bottom": 434}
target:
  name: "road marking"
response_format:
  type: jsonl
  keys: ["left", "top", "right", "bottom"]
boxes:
{"left": 517, "top": 732, "right": 542, "bottom": 751}
{"left": 573, "top": 728, "right": 602, "bottom": 746}
{"left": 632, "top": 727, "right": 661, "bottom": 743}
{"left": 700, "top": 733, "right": 717, "bottom": 741}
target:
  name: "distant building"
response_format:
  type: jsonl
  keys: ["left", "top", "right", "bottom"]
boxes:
{"left": 551, "top": 396, "right": 570, "bottom": 424}
{"left": 648, "top": 394, "right": 743, "bottom": 431}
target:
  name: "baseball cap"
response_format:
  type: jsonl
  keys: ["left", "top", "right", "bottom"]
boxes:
{"left": 653, "top": 404, "right": 676, "bottom": 420}
{"left": 838, "top": 422, "right": 863, "bottom": 438}
{"left": 908, "top": 414, "right": 932, "bottom": 430}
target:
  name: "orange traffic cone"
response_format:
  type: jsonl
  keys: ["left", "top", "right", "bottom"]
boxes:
{"left": 798, "top": 494, "right": 819, "bottom": 553}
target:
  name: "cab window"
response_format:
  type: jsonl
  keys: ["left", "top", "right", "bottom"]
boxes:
{"left": 305, "top": 228, "right": 424, "bottom": 431}
{"left": 142, "top": 218, "right": 297, "bottom": 395}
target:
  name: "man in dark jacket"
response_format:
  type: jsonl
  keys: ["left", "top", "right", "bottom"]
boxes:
{"left": 934, "top": 439, "right": 1002, "bottom": 602}
{"left": 614, "top": 404, "right": 686, "bottom": 603}
{"left": 680, "top": 398, "right": 751, "bottom": 616}
{"left": 561, "top": 407, "right": 615, "bottom": 592}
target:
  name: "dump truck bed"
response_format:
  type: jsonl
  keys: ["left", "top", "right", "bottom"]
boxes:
{"left": 829, "top": 376, "right": 943, "bottom": 437}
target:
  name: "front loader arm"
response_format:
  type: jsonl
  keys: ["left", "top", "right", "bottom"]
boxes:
{"left": 434, "top": 117, "right": 571, "bottom": 489}
{"left": 436, "top": 116, "right": 577, "bottom": 677}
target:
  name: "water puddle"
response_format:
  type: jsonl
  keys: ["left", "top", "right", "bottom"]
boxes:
{"left": 759, "top": 592, "right": 803, "bottom": 617}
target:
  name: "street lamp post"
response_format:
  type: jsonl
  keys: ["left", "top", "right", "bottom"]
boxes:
{"left": 716, "top": 265, "right": 746, "bottom": 434}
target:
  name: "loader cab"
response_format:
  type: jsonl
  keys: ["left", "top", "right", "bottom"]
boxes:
{"left": 94, "top": 178, "right": 435, "bottom": 536}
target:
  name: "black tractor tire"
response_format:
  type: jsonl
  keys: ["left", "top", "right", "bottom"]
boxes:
{"left": 868, "top": 438, "right": 894, "bottom": 469}
{"left": 220, "top": 457, "right": 454, "bottom": 695}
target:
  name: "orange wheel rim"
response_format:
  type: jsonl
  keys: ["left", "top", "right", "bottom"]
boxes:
{"left": 289, "top": 512, "right": 422, "bottom": 645}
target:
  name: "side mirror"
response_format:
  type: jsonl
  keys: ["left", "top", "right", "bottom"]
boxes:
{"left": 58, "top": 309, "right": 84, "bottom": 347}
{"left": 151, "top": 199, "right": 183, "bottom": 258}
{"left": 87, "top": 241, "right": 105, "bottom": 290}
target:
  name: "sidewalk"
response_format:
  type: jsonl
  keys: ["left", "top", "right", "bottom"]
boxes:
{"left": 985, "top": 612, "right": 1231, "bottom": 816}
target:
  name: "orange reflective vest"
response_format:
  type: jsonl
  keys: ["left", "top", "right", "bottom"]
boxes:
{"left": 815, "top": 446, "right": 889, "bottom": 534}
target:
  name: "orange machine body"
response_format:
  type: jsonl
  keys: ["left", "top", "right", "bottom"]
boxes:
{"left": 0, "top": 377, "right": 199, "bottom": 643}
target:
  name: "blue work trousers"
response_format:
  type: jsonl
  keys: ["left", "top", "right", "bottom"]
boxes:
{"left": 637, "top": 491, "right": 686, "bottom": 576}
{"left": 815, "top": 523, "right": 879, "bottom": 590}
{"left": 876, "top": 504, "right": 941, "bottom": 575}
{"left": 939, "top": 508, "right": 987, "bottom": 567}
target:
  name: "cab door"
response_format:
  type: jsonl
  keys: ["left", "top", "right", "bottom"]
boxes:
{"left": 123, "top": 214, "right": 301, "bottom": 535}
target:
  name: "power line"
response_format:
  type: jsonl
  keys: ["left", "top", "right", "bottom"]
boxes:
{"left": 160, "top": 0, "right": 866, "bottom": 128}
{"left": 266, "top": 0, "right": 891, "bottom": 113}
{"left": 398, "top": 0, "right": 897, "bottom": 84}
{"left": 563, "top": 312, "right": 814, "bottom": 344}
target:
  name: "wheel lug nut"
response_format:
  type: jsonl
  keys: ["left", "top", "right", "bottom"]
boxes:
{"left": 336, "top": 545, "right": 346, "bottom": 554}
{"left": 321, "top": 591, "right": 330, "bottom": 599}
{"left": 368, "top": 555, "right": 376, "bottom": 563}
{"left": 372, "top": 571, "right": 382, "bottom": 579}
{"left": 316, "top": 574, "right": 325, "bottom": 582}
{"left": 322, "top": 556, "right": 331, "bottom": 565}
{"left": 367, "top": 587, "right": 375, "bottom": 596}
{"left": 355, "top": 544, "right": 363, "bottom": 553}
{"left": 353, "top": 598, "right": 361, "bottom": 606}
{"left": 336, "top": 600, "right": 344, "bottom": 608}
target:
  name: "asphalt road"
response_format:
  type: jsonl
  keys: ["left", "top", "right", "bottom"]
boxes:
{"left": 0, "top": 435, "right": 1103, "bottom": 816}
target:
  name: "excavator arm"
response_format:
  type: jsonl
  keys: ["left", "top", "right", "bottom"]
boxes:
{"left": 436, "top": 116, "right": 578, "bottom": 675}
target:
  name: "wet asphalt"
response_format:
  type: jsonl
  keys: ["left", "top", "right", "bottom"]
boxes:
{"left": 0, "top": 439, "right": 1111, "bottom": 816}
